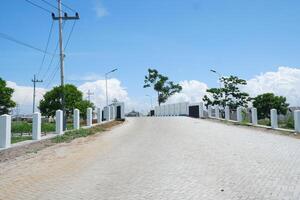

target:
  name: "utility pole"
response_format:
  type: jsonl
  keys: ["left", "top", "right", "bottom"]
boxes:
{"left": 52, "top": 0, "right": 79, "bottom": 130}
{"left": 32, "top": 74, "right": 43, "bottom": 113}
{"left": 105, "top": 68, "right": 118, "bottom": 106}
{"left": 86, "top": 90, "right": 94, "bottom": 102}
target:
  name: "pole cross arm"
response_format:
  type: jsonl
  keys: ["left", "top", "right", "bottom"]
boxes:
{"left": 52, "top": 12, "right": 80, "bottom": 20}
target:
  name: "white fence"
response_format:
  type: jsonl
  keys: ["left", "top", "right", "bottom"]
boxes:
{"left": 0, "top": 103, "right": 126, "bottom": 149}
{"left": 153, "top": 102, "right": 300, "bottom": 134}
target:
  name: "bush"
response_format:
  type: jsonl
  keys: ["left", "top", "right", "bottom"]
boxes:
{"left": 258, "top": 118, "right": 271, "bottom": 126}
{"left": 279, "top": 115, "right": 294, "bottom": 129}
{"left": 52, "top": 125, "right": 105, "bottom": 143}
{"left": 12, "top": 121, "right": 74, "bottom": 134}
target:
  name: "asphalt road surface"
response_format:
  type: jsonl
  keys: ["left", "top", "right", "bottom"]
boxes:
{"left": 1, "top": 117, "right": 300, "bottom": 200}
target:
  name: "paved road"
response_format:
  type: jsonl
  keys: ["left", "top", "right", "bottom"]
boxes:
{"left": 1, "top": 117, "right": 300, "bottom": 200}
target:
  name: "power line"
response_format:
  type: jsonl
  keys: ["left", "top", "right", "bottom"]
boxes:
{"left": 39, "top": 0, "right": 59, "bottom": 11}
{"left": 59, "top": 0, "right": 77, "bottom": 12}
{"left": 64, "top": 20, "right": 76, "bottom": 50}
{"left": 41, "top": 21, "right": 66, "bottom": 81}
{"left": 45, "top": 63, "right": 60, "bottom": 88}
{"left": 0, "top": 32, "right": 55, "bottom": 55}
{"left": 37, "top": 20, "right": 54, "bottom": 77}
{"left": 24, "top": 0, "right": 52, "bottom": 13}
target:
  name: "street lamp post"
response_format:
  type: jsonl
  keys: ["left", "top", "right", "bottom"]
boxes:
{"left": 210, "top": 69, "right": 222, "bottom": 88}
{"left": 105, "top": 68, "right": 118, "bottom": 106}
{"left": 146, "top": 95, "right": 153, "bottom": 109}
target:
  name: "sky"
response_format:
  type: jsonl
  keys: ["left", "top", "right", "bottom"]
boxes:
{"left": 1, "top": 0, "right": 300, "bottom": 114}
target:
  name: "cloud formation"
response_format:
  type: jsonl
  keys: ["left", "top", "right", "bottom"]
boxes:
{"left": 6, "top": 81, "right": 47, "bottom": 114}
{"left": 167, "top": 80, "right": 208, "bottom": 104}
{"left": 242, "top": 67, "right": 300, "bottom": 106}
{"left": 6, "top": 66, "right": 300, "bottom": 115}
{"left": 94, "top": 1, "right": 109, "bottom": 18}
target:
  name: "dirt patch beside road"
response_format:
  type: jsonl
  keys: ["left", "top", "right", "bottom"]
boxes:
{"left": 0, "top": 120, "right": 124, "bottom": 163}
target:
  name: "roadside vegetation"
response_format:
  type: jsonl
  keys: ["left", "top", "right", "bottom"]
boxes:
{"left": 11, "top": 121, "right": 73, "bottom": 134}
{"left": 52, "top": 120, "right": 123, "bottom": 143}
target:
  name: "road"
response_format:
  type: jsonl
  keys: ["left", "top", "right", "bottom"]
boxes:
{"left": 1, "top": 117, "right": 300, "bottom": 200}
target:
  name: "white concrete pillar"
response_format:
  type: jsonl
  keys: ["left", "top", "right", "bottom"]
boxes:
{"left": 56, "top": 110, "right": 63, "bottom": 135}
{"left": 215, "top": 105, "right": 220, "bottom": 119}
{"left": 208, "top": 105, "right": 212, "bottom": 118}
{"left": 294, "top": 110, "right": 300, "bottom": 133}
{"left": 199, "top": 102, "right": 204, "bottom": 118}
{"left": 32, "top": 112, "right": 41, "bottom": 140}
{"left": 271, "top": 109, "right": 278, "bottom": 129}
{"left": 0, "top": 114, "right": 11, "bottom": 148}
{"left": 251, "top": 107, "right": 258, "bottom": 126}
{"left": 73, "top": 109, "right": 80, "bottom": 130}
{"left": 97, "top": 108, "right": 102, "bottom": 123}
{"left": 237, "top": 107, "right": 243, "bottom": 122}
{"left": 87, "top": 107, "right": 93, "bottom": 127}
{"left": 225, "top": 106, "right": 230, "bottom": 120}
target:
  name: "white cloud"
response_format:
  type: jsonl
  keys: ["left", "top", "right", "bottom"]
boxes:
{"left": 6, "top": 81, "right": 47, "bottom": 114}
{"left": 242, "top": 67, "right": 300, "bottom": 106}
{"left": 78, "top": 78, "right": 128, "bottom": 108}
{"left": 78, "top": 78, "right": 147, "bottom": 113}
{"left": 94, "top": 1, "right": 109, "bottom": 18}
{"left": 68, "top": 73, "right": 104, "bottom": 82}
{"left": 167, "top": 80, "right": 208, "bottom": 104}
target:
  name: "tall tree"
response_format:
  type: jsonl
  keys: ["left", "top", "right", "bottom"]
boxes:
{"left": 143, "top": 69, "right": 182, "bottom": 105}
{"left": 203, "top": 76, "right": 250, "bottom": 109}
{"left": 252, "top": 93, "right": 289, "bottom": 119}
{"left": 39, "top": 84, "right": 94, "bottom": 117}
{"left": 0, "top": 78, "right": 16, "bottom": 115}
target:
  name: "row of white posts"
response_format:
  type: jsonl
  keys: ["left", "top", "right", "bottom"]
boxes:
{"left": 0, "top": 107, "right": 104, "bottom": 149}
{"left": 207, "top": 105, "right": 300, "bottom": 133}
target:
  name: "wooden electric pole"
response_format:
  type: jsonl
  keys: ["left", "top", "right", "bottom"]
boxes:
{"left": 52, "top": 0, "right": 79, "bottom": 130}
{"left": 32, "top": 74, "right": 43, "bottom": 113}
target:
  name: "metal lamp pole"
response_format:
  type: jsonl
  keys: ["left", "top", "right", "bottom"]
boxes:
{"left": 105, "top": 68, "right": 118, "bottom": 106}
{"left": 146, "top": 94, "right": 153, "bottom": 109}
{"left": 210, "top": 69, "right": 222, "bottom": 88}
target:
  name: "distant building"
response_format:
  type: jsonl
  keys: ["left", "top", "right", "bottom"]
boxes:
{"left": 125, "top": 110, "right": 140, "bottom": 117}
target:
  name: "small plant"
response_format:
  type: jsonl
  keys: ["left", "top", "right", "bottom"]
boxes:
{"left": 258, "top": 118, "right": 271, "bottom": 126}
{"left": 11, "top": 136, "right": 32, "bottom": 144}
{"left": 241, "top": 109, "right": 250, "bottom": 124}
{"left": 51, "top": 125, "right": 105, "bottom": 143}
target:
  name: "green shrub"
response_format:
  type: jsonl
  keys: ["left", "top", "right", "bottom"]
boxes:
{"left": 52, "top": 125, "right": 105, "bottom": 143}
{"left": 279, "top": 115, "right": 294, "bottom": 129}
{"left": 11, "top": 136, "right": 32, "bottom": 144}
{"left": 258, "top": 118, "right": 271, "bottom": 126}
{"left": 12, "top": 121, "right": 73, "bottom": 134}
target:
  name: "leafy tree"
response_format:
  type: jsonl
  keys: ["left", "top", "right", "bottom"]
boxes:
{"left": 39, "top": 84, "right": 94, "bottom": 117}
{"left": 0, "top": 78, "right": 16, "bottom": 115}
{"left": 203, "top": 76, "right": 250, "bottom": 109}
{"left": 143, "top": 68, "right": 182, "bottom": 105}
{"left": 252, "top": 93, "right": 289, "bottom": 119}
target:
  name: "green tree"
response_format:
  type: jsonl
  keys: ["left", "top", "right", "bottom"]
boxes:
{"left": 0, "top": 78, "right": 16, "bottom": 115}
{"left": 143, "top": 68, "right": 182, "bottom": 105}
{"left": 39, "top": 84, "right": 94, "bottom": 117}
{"left": 252, "top": 93, "right": 289, "bottom": 119}
{"left": 203, "top": 76, "right": 250, "bottom": 109}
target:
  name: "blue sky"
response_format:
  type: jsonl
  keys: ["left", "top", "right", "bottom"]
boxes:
{"left": 1, "top": 0, "right": 300, "bottom": 111}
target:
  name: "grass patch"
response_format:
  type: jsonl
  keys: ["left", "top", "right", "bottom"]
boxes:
{"left": 258, "top": 118, "right": 271, "bottom": 126}
{"left": 11, "top": 136, "right": 32, "bottom": 144}
{"left": 52, "top": 125, "right": 105, "bottom": 143}
{"left": 12, "top": 122, "right": 73, "bottom": 134}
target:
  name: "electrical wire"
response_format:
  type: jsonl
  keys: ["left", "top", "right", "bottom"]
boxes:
{"left": 0, "top": 32, "right": 55, "bottom": 55}
{"left": 39, "top": 0, "right": 59, "bottom": 11}
{"left": 41, "top": 21, "right": 66, "bottom": 81}
{"left": 64, "top": 20, "right": 76, "bottom": 50}
{"left": 37, "top": 20, "right": 54, "bottom": 77}
{"left": 59, "top": 0, "right": 77, "bottom": 13}
{"left": 24, "top": 0, "right": 52, "bottom": 13}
